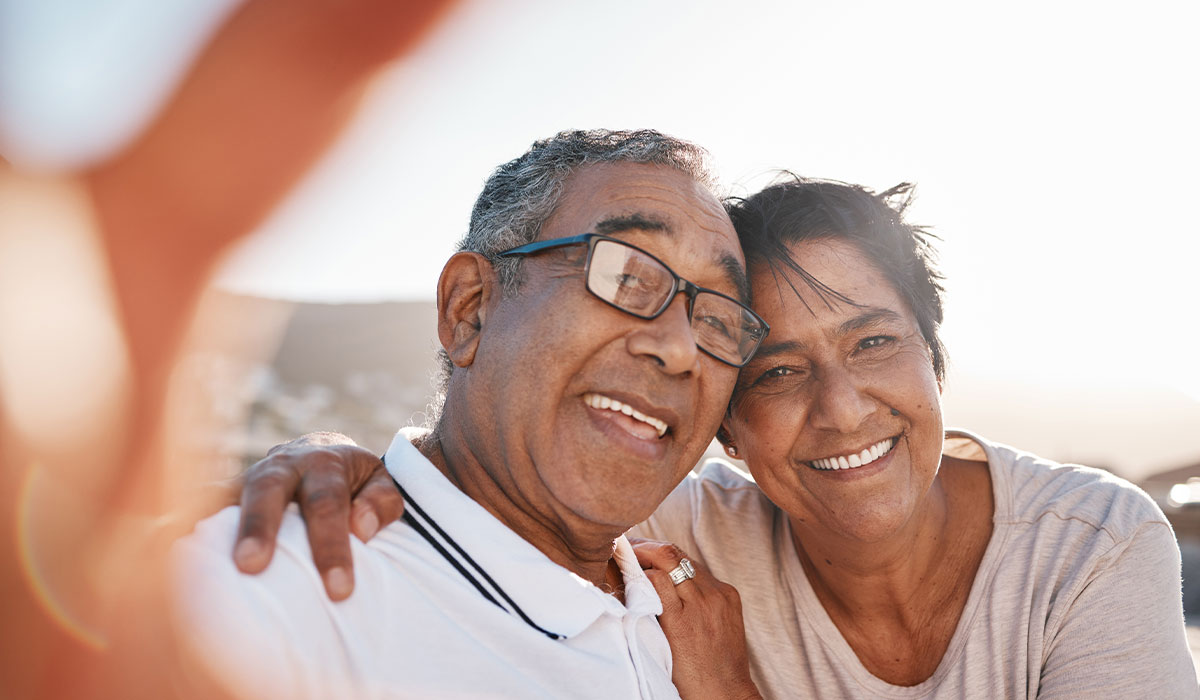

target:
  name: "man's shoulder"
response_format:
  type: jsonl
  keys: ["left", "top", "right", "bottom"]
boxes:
{"left": 169, "top": 505, "right": 496, "bottom": 695}
{"left": 169, "top": 506, "right": 357, "bottom": 697}
{"left": 174, "top": 504, "right": 321, "bottom": 570}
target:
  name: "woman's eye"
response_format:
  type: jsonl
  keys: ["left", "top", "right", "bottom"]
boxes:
{"left": 858, "top": 335, "right": 895, "bottom": 351}
{"left": 761, "top": 366, "right": 794, "bottom": 380}
{"left": 741, "top": 364, "right": 809, "bottom": 393}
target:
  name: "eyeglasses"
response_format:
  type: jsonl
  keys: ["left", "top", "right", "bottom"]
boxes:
{"left": 497, "top": 234, "right": 769, "bottom": 367}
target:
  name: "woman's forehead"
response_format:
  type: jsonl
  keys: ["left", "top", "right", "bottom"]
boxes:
{"left": 748, "top": 238, "right": 905, "bottom": 326}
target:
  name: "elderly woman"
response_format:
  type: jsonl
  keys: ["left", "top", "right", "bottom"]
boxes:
{"left": 226, "top": 177, "right": 1196, "bottom": 697}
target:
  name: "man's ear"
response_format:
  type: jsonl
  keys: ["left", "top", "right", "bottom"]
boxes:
{"left": 437, "top": 252, "right": 497, "bottom": 369}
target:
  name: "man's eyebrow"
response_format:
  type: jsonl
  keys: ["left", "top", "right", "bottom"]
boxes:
{"left": 593, "top": 214, "right": 668, "bottom": 235}
{"left": 720, "top": 254, "right": 750, "bottom": 304}
{"left": 838, "top": 308, "right": 904, "bottom": 336}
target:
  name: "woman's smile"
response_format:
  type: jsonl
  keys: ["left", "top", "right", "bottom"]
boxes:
{"left": 807, "top": 436, "right": 898, "bottom": 471}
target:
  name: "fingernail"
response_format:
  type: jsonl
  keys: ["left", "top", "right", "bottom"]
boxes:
{"left": 325, "top": 566, "right": 352, "bottom": 600}
{"left": 234, "top": 538, "right": 264, "bottom": 569}
{"left": 354, "top": 511, "right": 379, "bottom": 541}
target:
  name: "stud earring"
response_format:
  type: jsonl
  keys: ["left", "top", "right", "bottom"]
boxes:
{"left": 726, "top": 444, "right": 738, "bottom": 457}
{"left": 890, "top": 408, "right": 900, "bottom": 416}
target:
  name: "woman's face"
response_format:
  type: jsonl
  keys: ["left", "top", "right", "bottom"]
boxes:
{"left": 725, "top": 238, "right": 944, "bottom": 543}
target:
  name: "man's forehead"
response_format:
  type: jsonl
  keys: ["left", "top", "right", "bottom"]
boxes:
{"left": 553, "top": 162, "right": 728, "bottom": 229}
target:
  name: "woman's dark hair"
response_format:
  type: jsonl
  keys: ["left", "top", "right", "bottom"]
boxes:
{"left": 726, "top": 175, "right": 947, "bottom": 381}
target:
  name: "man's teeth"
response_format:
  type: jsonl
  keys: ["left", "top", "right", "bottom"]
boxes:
{"left": 809, "top": 438, "right": 896, "bottom": 471}
{"left": 583, "top": 393, "right": 668, "bottom": 437}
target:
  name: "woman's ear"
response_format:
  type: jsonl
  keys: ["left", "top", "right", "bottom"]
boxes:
{"left": 716, "top": 419, "right": 739, "bottom": 459}
{"left": 436, "top": 252, "right": 497, "bottom": 369}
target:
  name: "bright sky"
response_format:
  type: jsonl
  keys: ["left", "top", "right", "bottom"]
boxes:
{"left": 3, "top": 0, "right": 1199, "bottom": 469}
{"left": 212, "top": 0, "right": 1200, "bottom": 403}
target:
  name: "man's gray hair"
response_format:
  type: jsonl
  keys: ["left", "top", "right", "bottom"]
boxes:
{"left": 461, "top": 128, "right": 716, "bottom": 291}
{"left": 428, "top": 129, "right": 717, "bottom": 423}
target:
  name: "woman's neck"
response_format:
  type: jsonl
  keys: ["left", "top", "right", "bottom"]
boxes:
{"left": 791, "top": 476, "right": 953, "bottom": 618}
{"left": 790, "top": 456, "right": 994, "bottom": 685}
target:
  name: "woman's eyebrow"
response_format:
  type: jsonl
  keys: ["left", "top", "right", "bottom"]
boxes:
{"left": 838, "top": 308, "right": 904, "bottom": 336}
{"left": 747, "top": 340, "right": 807, "bottom": 360}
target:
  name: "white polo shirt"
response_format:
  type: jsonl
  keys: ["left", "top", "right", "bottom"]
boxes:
{"left": 170, "top": 430, "right": 680, "bottom": 700}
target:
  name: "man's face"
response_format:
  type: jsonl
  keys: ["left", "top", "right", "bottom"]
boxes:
{"left": 466, "top": 162, "right": 744, "bottom": 529}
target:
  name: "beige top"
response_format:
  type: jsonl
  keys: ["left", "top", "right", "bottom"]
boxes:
{"left": 634, "top": 429, "right": 1198, "bottom": 699}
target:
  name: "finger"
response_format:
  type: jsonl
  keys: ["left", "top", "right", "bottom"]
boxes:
{"left": 632, "top": 540, "right": 698, "bottom": 609}
{"left": 234, "top": 462, "right": 299, "bottom": 574}
{"left": 642, "top": 568, "right": 683, "bottom": 615}
{"left": 297, "top": 469, "right": 356, "bottom": 601}
{"left": 631, "top": 540, "right": 690, "bottom": 574}
{"left": 349, "top": 464, "right": 405, "bottom": 541}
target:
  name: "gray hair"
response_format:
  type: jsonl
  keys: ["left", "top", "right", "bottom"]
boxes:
{"left": 461, "top": 128, "right": 716, "bottom": 289}
{"left": 428, "top": 129, "right": 717, "bottom": 423}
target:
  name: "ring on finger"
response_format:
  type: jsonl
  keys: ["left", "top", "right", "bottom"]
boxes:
{"left": 667, "top": 557, "right": 696, "bottom": 586}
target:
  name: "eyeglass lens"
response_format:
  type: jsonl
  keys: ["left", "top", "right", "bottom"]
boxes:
{"left": 586, "top": 239, "right": 760, "bottom": 364}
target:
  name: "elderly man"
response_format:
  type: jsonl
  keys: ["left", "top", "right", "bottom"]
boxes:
{"left": 170, "top": 130, "right": 766, "bottom": 699}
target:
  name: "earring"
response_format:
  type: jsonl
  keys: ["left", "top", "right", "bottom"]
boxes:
{"left": 890, "top": 408, "right": 900, "bottom": 416}
{"left": 726, "top": 444, "right": 738, "bottom": 457}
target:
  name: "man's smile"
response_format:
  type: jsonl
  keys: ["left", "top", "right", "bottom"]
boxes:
{"left": 583, "top": 392, "right": 671, "bottom": 439}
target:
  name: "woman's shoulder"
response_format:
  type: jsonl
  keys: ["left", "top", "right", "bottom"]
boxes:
{"left": 636, "top": 458, "right": 778, "bottom": 549}
{"left": 954, "top": 429, "right": 1169, "bottom": 541}
{"left": 685, "top": 458, "right": 775, "bottom": 511}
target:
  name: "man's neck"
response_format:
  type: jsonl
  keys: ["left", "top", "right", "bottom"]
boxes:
{"left": 415, "top": 424, "right": 623, "bottom": 590}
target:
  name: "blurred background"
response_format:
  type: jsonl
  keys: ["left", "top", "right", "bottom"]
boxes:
{"left": 2, "top": 0, "right": 1199, "bottom": 695}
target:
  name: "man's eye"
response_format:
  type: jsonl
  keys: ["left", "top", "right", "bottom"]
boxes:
{"left": 696, "top": 314, "right": 733, "bottom": 338}
{"left": 616, "top": 273, "right": 644, "bottom": 287}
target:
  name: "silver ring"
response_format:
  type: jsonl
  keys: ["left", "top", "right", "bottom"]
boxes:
{"left": 667, "top": 558, "right": 695, "bottom": 585}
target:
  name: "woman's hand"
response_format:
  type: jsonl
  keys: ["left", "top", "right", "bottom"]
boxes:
{"left": 228, "top": 432, "right": 405, "bottom": 600}
{"left": 631, "top": 539, "right": 762, "bottom": 700}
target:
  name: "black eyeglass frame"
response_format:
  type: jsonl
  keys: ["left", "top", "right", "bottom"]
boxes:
{"left": 497, "top": 233, "right": 769, "bottom": 367}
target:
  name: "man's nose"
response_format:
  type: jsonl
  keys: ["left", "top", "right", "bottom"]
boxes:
{"left": 807, "top": 366, "right": 874, "bottom": 434}
{"left": 626, "top": 294, "right": 702, "bottom": 376}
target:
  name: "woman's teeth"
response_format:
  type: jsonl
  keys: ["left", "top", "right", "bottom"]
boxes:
{"left": 583, "top": 393, "right": 668, "bottom": 438}
{"left": 809, "top": 437, "right": 896, "bottom": 471}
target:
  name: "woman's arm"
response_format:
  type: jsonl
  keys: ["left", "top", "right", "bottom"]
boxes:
{"left": 1038, "top": 521, "right": 1197, "bottom": 698}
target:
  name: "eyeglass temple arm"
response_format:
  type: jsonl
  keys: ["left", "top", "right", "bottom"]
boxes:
{"left": 496, "top": 234, "right": 594, "bottom": 258}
